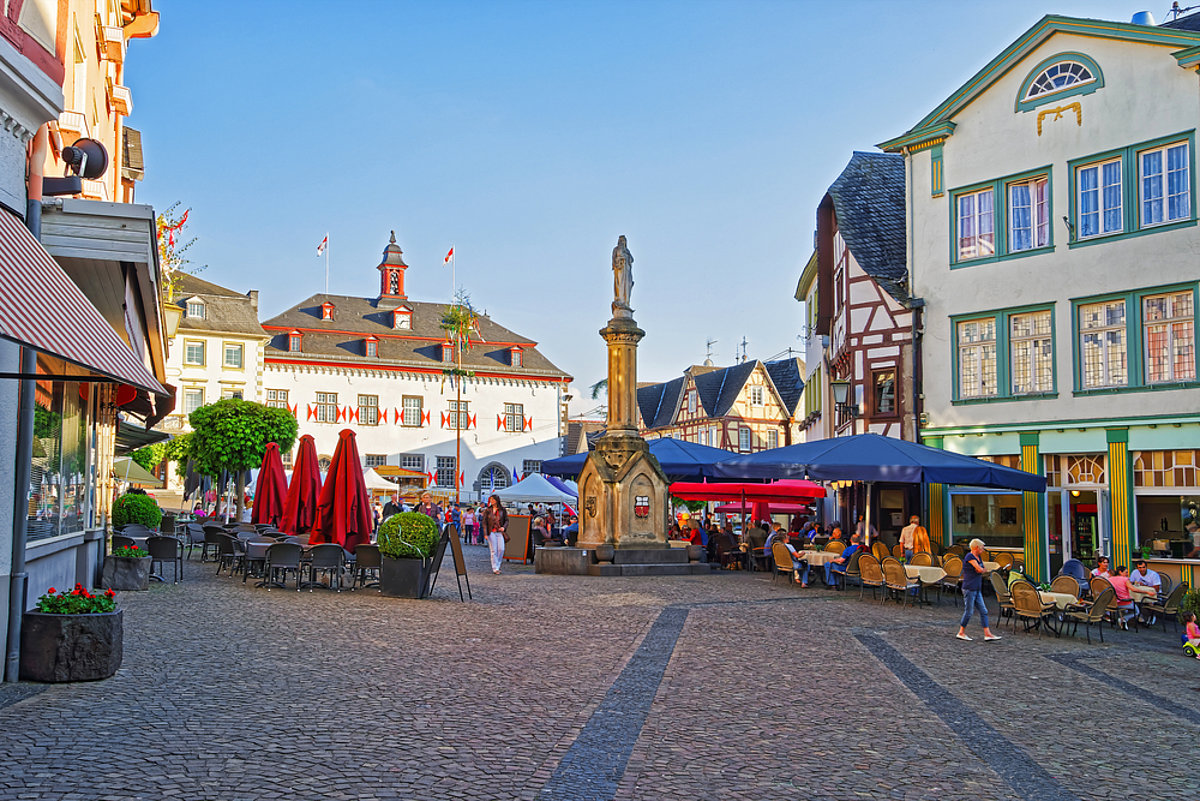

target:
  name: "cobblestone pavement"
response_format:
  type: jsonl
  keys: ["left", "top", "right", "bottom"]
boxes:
{"left": 1, "top": 546, "right": 1197, "bottom": 800}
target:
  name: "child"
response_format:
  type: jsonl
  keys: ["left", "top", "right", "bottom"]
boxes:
{"left": 1183, "top": 612, "right": 1200, "bottom": 659}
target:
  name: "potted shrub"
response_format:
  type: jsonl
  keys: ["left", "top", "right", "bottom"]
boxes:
{"left": 21, "top": 584, "right": 122, "bottom": 682}
{"left": 112, "top": 492, "right": 163, "bottom": 530}
{"left": 377, "top": 511, "right": 441, "bottom": 598}
{"left": 101, "top": 544, "right": 152, "bottom": 591}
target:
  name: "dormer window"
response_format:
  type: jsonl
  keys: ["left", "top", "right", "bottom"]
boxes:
{"left": 186, "top": 299, "right": 205, "bottom": 319}
{"left": 288, "top": 330, "right": 302, "bottom": 353}
{"left": 442, "top": 343, "right": 455, "bottom": 363}
{"left": 393, "top": 307, "right": 412, "bottom": 330}
{"left": 365, "top": 337, "right": 378, "bottom": 358}
{"left": 510, "top": 347, "right": 523, "bottom": 368}
{"left": 321, "top": 302, "right": 335, "bottom": 321}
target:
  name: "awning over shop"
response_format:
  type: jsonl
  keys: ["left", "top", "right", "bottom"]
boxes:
{"left": 0, "top": 209, "right": 168, "bottom": 395}
{"left": 112, "top": 456, "right": 163, "bottom": 486}
{"left": 114, "top": 417, "right": 170, "bottom": 455}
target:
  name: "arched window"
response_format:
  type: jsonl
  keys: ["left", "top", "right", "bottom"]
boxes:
{"left": 1016, "top": 53, "right": 1103, "bottom": 112}
{"left": 477, "top": 463, "right": 511, "bottom": 495}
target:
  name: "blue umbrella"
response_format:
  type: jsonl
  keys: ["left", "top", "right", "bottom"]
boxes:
{"left": 713, "top": 433, "right": 1045, "bottom": 492}
{"left": 541, "top": 437, "right": 738, "bottom": 481}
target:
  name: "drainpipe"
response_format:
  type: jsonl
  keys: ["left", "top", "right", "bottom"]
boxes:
{"left": 6, "top": 123, "right": 50, "bottom": 681}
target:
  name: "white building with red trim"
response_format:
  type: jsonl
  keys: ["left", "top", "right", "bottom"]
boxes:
{"left": 261, "top": 233, "right": 573, "bottom": 499}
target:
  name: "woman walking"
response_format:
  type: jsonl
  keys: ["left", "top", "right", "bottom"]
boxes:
{"left": 956, "top": 538, "right": 1001, "bottom": 642}
{"left": 482, "top": 494, "right": 509, "bottom": 574}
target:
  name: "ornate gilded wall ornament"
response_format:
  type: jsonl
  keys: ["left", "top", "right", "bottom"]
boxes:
{"left": 1036, "top": 102, "right": 1082, "bottom": 136}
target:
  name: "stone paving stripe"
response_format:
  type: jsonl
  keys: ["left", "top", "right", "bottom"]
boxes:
{"left": 537, "top": 606, "right": 689, "bottom": 801}
{"left": 856, "top": 633, "right": 1082, "bottom": 801}
{"left": 1045, "top": 653, "right": 1200, "bottom": 726}
{"left": 0, "top": 684, "right": 46, "bottom": 711}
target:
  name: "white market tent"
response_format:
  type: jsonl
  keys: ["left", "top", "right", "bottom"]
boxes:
{"left": 492, "top": 473, "right": 577, "bottom": 504}
{"left": 362, "top": 467, "right": 397, "bottom": 493}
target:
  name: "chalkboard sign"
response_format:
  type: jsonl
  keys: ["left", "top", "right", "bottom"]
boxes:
{"left": 447, "top": 523, "right": 468, "bottom": 576}
{"left": 503, "top": 514, "right": 531, "bottom": 563}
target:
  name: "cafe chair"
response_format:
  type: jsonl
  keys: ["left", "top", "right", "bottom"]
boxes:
{"left": 159, "top": 513, "right": 176, "bottom": 538}
{"left": 1065, "top": 587, "right": 1114, "bottom": 644}
{"left": 1088, "top": 575, "right": 1112, "bottom": 601}
{"left": 988, "top": 572, "right": 1016, "bottom": 629}
{"left": 945, "top": 544, "right": 965, "bottom": 557}
{"left": 262, "top": 542, "right": 303, "bottom": 591}
{"left": 857, "top": 555, "right": 884, "bottom": 602}
{"left": 351, "top": 544, "right": 382, "bottom": 589}
{"left": 111, "top": 535, "right": 137, "bottom": 551}
{"left": 1058, "top": 559, "right": 1090, "bottom": 591}
{"left": 214, "top": 534, "right": 244, "bottom": 577}
{"left": 185, "top": 523, "right": 206, "bottom": 560}
{"left": 842, "top": 549, "right": 863, "bottom": 591}
{"left": 771, "top": 542, "right": 797, "bottom": 586}
{"left": 146, "top": 536, "right": 184, "bottom": 584}
{"left": 1157, "top": 574, "right": 1173, "bottom": 597}
{"left": 939, "top": 555, "right": 963, "bottom": 605}
{"left": 909, "top": 552, "right": 932, "bottom": 567}
{"left": 892, "top": 543, "right": 904, "bottom": 559}
{"left": 870, "top": 541, "right": 889, "bottom": 561}
{"left": 824, "top": 540, "right": 846, "bottom": 555}
{"left": 882, "top": 559, "right": 920, "bottom": 608}
{"left": 993, "top": 552, "right": 1013, "bottom": 569}
{"left": 1010, "top": 580, "right": 1057, "bottom": 638}
{"left": 307, "top": 544, "right": 347, "bottom": 592}
{"left": 1140, "top": 583, "right": 1187, "bottom": 633}
{"left": 1049, "top": 574, "right": 1082, "bottom": 598}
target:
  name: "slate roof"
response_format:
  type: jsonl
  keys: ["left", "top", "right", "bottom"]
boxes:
{"left": 826, "top": 151, "right": 909, "bottom": 304}
{"left": 175, "top": 273, "right": 267, "bottom": 338}
{"left": 261, "top": 293, "right": 571, "bottom": 379}
{"left": 764, "top": 357, "right": 805, "bottom": 416}
{"left": 636, "top": 376, "right": 684, "bottom": 429}
{"left": 1161, "top": 11, "right": 1200, "bottom": 30}
{"left": 694, "top": 361, "right": 756, "bottom": 418}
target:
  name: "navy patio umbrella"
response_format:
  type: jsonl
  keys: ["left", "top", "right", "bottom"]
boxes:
{"left": 541, "top": 437, "right": 738, "bottom": 481}
{"left": 713, "top": 433, "right": 1046, "bottom": 492}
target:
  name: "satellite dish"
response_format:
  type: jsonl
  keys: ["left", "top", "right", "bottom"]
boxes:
{"left": 61, "top": 138, "right": 109, "bottom": 179}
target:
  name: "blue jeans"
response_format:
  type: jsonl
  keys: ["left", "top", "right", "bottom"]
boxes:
{"left": 795, "top": 560, "right": 810, "bottom": 584}
{"left": 903, "top": 548, "right": 914, "bottom": 561}
{"left": 960, "top": 588, "right": 989, "bottom": 629}
{"left": 826, "top": 563, "right": 845, "bottom": 585}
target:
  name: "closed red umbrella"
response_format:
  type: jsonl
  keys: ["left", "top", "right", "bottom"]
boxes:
{"left": 252, "top": 442, "right": 288, "bottom": 526}
{"left": 670, "top": 479, "right": 826, "bottom": 502}
{"left": 312, "top": 428, "right": 373, "bottom": 554}
{"left": 280, "top": 434, "right": 322, "bottom": 535}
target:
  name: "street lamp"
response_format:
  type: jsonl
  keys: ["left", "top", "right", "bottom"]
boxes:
{"left": 830, "top": 378, "right": 857, "bottom": 418}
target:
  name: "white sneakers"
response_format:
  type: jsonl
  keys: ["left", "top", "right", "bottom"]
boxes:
{"left": 956, "top": 633, "right": 972, "bottom": 641}
{"left": 984, "top": 634, "right": 1002, "bottom": 641}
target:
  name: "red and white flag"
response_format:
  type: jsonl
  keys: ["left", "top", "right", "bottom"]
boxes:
{"left": 443, "top": 247, "right": 454, "bottom": 265}
{"left": 316, "top": 235, "right": 328, "bottom": 256}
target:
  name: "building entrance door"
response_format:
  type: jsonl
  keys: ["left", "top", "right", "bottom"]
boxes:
{"left": 1068, "top": 491, "right": 1099, "bottom": 563}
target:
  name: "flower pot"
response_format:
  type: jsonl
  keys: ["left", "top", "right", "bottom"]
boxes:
{"left": 102, "top": 555, "right": 152, "bottom": 591}
{"left": 379, "top": 555, "right": 432, "bottom": 599}
{"left": 686, "top": 544, "right": 703, "bottom": 563}
{"left": 594, "top": 544, "right": 615, "bottom": 564}
{"left": 20, "top": 609, "right": 123, "bottom": 682}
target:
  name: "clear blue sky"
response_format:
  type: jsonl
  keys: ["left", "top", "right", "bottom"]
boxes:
{"left": 130, "top": 0, "right": 1154, "bottom": 413}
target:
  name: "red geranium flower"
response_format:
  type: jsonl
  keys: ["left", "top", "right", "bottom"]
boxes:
{"left": 47, "top": 587, "right": 55, "bottom": 594}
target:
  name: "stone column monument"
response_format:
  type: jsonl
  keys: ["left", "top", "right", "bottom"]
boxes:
{"left": 576, "top": 236, "right": 671, "bottom": 550}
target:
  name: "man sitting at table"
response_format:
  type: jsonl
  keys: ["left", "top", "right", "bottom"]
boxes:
{"left": 1131, "top": 559, "right": 1162, "bottom": 623}
{"left": 825, "top": 533, "right": 861, "bottom": 588}
{"left": 764, "top": 522, "right": 787, "bottom": 555}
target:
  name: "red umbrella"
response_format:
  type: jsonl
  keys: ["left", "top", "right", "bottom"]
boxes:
{"left": 312, "top": 428, "right": 373, "bottom": 554}
{"left": 251, "top": 442, "right": 288, "bottom": 526}
{"left": 713, "top": 501, "right": 813, "bottom": 516}
{"left": 280, "top": 434, "right": 322, "bottom": 535}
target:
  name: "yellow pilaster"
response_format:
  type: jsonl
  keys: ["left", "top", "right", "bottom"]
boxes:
{"left": 1020, "top": 432, "right": 1047, "bottom": 583}
{"left": 1107, "top": 428, "right": 1134, "bottom": 570}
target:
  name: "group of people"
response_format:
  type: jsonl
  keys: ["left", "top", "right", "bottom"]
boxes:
{"left": 1087, "top": 555, "right": 1167, "bottom": 629}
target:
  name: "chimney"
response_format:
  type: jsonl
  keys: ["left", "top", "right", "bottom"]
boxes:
{"left": 247, "top": 289, "right": 259, "bottom": 310}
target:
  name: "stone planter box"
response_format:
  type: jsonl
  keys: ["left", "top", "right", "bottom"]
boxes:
{"left": 20, "top": 609, "right": 123, "bottom": 682}
{"left": 102, "top": 555, "right": 151, "bottom": 591}
{"left": 379, "top": 555, "right": 432, "bottom": 599}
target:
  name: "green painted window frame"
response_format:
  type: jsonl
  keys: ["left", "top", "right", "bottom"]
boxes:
{"left": 1015, "top": 51, "right": 1104, "bottom": 113}
{"left": 1070, "top": 281, "right": 1200, "bottom": 395}
{"left": 1067, "top": 130, "right": 1197, "bottom": 249}
{"left": 950, "top": 303, "right": 1057, "bottom": 404}
{"left": 949, "top": 165, "right": 1054, "bottom": 268}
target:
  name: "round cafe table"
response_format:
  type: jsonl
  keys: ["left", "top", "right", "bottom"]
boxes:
{"left": 800, "top": 550, "right": 840, "bottom": 566}
{"left": 904, "top": 564, "right": 946, "bottom": 584}
{"left": 1128, "top": 584, "right": 1157, "bottom": 602}
{"left": 1038, "top": 590, "right": 1079, "bottom": 611}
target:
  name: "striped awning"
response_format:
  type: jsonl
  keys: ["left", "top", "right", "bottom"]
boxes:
{"left": 0, "top": 209, "right": 167, "bottom": 395}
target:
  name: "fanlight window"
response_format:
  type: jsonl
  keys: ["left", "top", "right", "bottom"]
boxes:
{"left": 1024, "top": 61, "right": 1094, "bottom": 100}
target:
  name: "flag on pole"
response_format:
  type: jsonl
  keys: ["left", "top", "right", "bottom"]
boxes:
{"left": 317, "top": 235, "right": 328, "bottom": 256}
{"left": 444, "top": 247, "right": 454, "bottom": 265}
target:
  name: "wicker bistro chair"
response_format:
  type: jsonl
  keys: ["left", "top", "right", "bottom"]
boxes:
{"left": 120, "top": 523, "right": 155, "bottom": 538}
{"left": 771, "top": 542, "right": 798, "bottom": 585}
{"left": 870, "top": 541, "right": 889, "bottom": 561}
{"left": 882, "top": 559, "right": 921, "bottom": 608}
{"left": 1157, "top": 574, "right": 1173, "bottom": 597}
{"left": 945, "top": 544, "right": 965, "bottom": 557}
{"left": 145, "top": 535, "right": 183, "bottom": 584}
{"left": 892, "top": 543, "right": 904, "bottom": 559}
{"left": 842, "top": 550, "right": 864, "bottom": 591}
{"left": 201, "top": 527, "right": 227, "bottom": 562}
{"left": 909, "top": 552, "right": 933, "bottom": 567}
{"left": 1139, "top": 583, "right": 1186, "bottom": 633}
{"left": 939, "top": 555, "right": 963, "bottom": 605}
{"left": 185, "top": 523, "right": 206, "bottom": 559}
{"left": 1089, "top": 575, "right": 1113, "bottom": 601}
{"left": 857, "top": 555, "right": 885, "bottom": 601}
{"left": 1065, "top": 587, "right": 1114, "bottom": 644}
{"left": 241, "top": 538, "right": 277, "bottom": 583}
{"left": 1050, "top": 574, "right": 1083, "bottom": 598}
{"left": 306, "top": 544, "right": 347, "bottom": 592}
{"left": 352, "top": 544, "right": 382, "bottom": 589}
{"left": 159, "top": 513, "right": 176, "bottom": 538}
{"left": 824, "top": 540, "right": 847, "bottom": 555}
{"left": 989, "top": 572, "right": 1016, "bottom": 629}
{"left": 214, "top": 534, "right": 245, "bottom": 577}
{"left": 1010, "top": 580, "right": 1058, "bottom": 638}
{"left": 261, "top": 542, "right": 304, "bottom": 590}
{"left": 993, "top": 552, "right": 1013, "bottom": 569}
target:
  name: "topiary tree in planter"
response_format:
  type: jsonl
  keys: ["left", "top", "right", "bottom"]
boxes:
{"left": 112, "top": 492, "right": 162, "bottom": 530}
{"left": 376, "top": 512, "right": 442, "bottom": 598}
